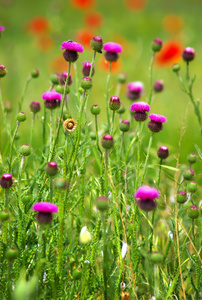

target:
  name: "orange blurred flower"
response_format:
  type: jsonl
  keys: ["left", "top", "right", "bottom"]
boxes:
{"left": 28, "top": 16, "right": 50, "bottom": 35}
{"left": 99, "top": 56, "right": 122, "bottom": 74}
{"left": 37, "top": 34, "right": 54, "bottom": 52}
{"left": 84, "top": 12, "right": 104, "bottom": 28}
{"left": 70, "top": 0, "right": 95, "bottom": 9}
{"left": 125, "top": 0, "right": 147, "bottom": 11}
{"left": 163, "top": 14, "right": 184, "bottom": 34}
{"left": 155, "top": 41, "right": 183, "bottom": 66}
{"left": 51, "top": 55, "right": 69, "bottom": 73}
{"left": 75, "top": 28, "right": 94, "bottom": 48}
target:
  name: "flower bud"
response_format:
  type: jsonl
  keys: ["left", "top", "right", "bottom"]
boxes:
{"left": 80, "top": 76, "right": 92, "bottom": 90}
{"left": 31, "top": 69, "right": 39, "bottom": 78}
{"left": 95, "top": 196, "right": 109, "bottom": 212}
{"left": 119, "top": 120, "right": 130, "bottom": 132}
{"left": 149, "top": 252, "right": 163, "bottom": 264}
{"left": 90, "top": 36, "right": 103, "bottom": 53}
{"left": 19, "top": 144, "right": 32, "bottom": 156}
{"left": 157, "top": 146, "right": 169, "bottom": 159}
{"left": 182, "top": 47, "right": 195, "bottom": 62}
{"left": 172, "top": 63, "right": 181, "bottom": 72}
{"left": 151, "top": 38, "right": 162, "bottom": 52}
{"left": 50, "top": 74, "right": 59, "bottom": 85}
{"left": 117, "top": 106, "right": 126, "bottom": 114}
{"left": 101, "top": 134, "right": 114, "bottom": 149}
{"left": 188, "top": 205, "right": 199, "bottom": 219}
{"left": 4, "top": 101, "right": 12, "bottom": 113}
{"left": 72, "top": 268, "right": 82, "bottom": 280}
{"left": 55, "top": 85, "right": 70, "bottom": 95}
{"left": 0, "top": 211, "right": 9, "bottom": 221}
{"left": 117, "top": 72, "right": 127, "bottom": 84}
{"left": 5, "top": 248, "right": 19, "bottom": 260}
{"left": 187, "top": 181, "right": 197, "bottom": 193}
{"left": 46, "top": 162, "right": 58, "bottom": 176}
{"left": 17, "top": 112, "right": 26, "bottom": 122}
{"left": 30, "top": 101, "right": 41, "bottom": 113}
{"left": 91, "top": 104, "right": 100, "bottom": 115}
{"left": 90, "top": 132, "right": 96, "bottom": 140}
{"left": 177, "top": 191, "right": 187, "bottom": 204}
{"left": 0, "top": 173, "right": 13, "bottom": 188}
{"left": 187, "top": 153, "right": 197, "bottom": 164}
{"left": 183, "top": 169, "right": 195, "bottom": 181}
{"left": 109, "top": 96, "right": 120, "bottom": 111}
{"left": 153, "top": 80, "right": 164, "bottom": 92}
{"left": 0, "top": 65, "right": 7, "bottom": 77}
{"left": 54, "top": 178, "right": 69, "bottom": 189}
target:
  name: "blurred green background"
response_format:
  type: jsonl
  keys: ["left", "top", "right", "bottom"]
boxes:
{"left": 0, "top": 0, "right": 201, "bottom": 180}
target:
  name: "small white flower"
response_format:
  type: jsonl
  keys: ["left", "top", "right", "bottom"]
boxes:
{"left": 168, "top": 231, "right": 173, "bottom": 241}
{"left": 43, "top": 271, "right": 47, "bottom": 283}
{"left": 108, "top": 191, "right": 112, "bottom": 199}
{"left": 120, "top": 282, "right": 126, "bottom": 289}
{"left": 187, "top": 193, "right": 191, "bottom": 201}
{"left": 121, "top": 242, "right": 128, "bottom": 259}
{"left": 84, "top": 260, "right": 90, "bottom": 264}
{"left": 42, "top": 116, "right": 44, "bottom": 120}
{"left": 80, "top": 226, "right": 92, "bottom": 244}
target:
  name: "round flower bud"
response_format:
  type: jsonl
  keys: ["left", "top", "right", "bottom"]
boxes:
{"left": 91, "top": 104, "right": 100, "bottom": 115}
{"left": 183, "top": 169, "right": 195, "bottom": 181}
{"left": 82, "top": 61, "right": 95, "bottom": 77}
{"left": 5, "top": 248, "right": 19, "bottom": 260}
{"left": 50, "top": 74, "right": 59, "bottom": 85}
{"left": 177, "top": 191, "right": 187, "bottom": 204}
{"left": 101, "top": 134, "right": 114, "bottom": 149}
{"left": 95, "top": 196, "right": 109, "bottom": 212}
{"left": 0, "top": 173, "right": 13, "bottom": 188}
{"left": 90, "top": 132, "right": 96, "bottom": 140}
{"left": 172, "top": 63, "right": 181, "bottom": 72}
{"left": 187, "top": 153, "right": 197, "bottom": 164}
{"left": 54, "top": 178, "right": 69, "bottom": 189}
{"left": 80, "top": 226, "right": 92, "bottom": 244}
{"left": 149, "top": 252, "right": 163, "bottom": 264}
{"left": 151, "top": 38, "right": 162, "bottom": 52}
{"left": 187, "top": 181, "right": 197, "bottom": 193}
{"left": 31, "top": 69, "right": 39, "bottom": 78}
{"left": 117, "top": 106, "right": 126, "bottom": 114}
{"left": 4, "top": 101, "right": 12, "bottom": 113}
{"left": 188, "top": 205, "right": 199, "bottom": 219}
{"left": 0, "top": 211, "right": 9, "bottom": 221}
{"left": 80, "top": 77, "right": 92, "bottom": 90}
{"left": 30, "top": 101, "right": 41, "bottom": 113}
{"left": 0, "top": 65, "right": 7, "bottom": 78}
{"left": 157, "top": 146, "right": 169, "bottom": 159}
{"left": 17, "top": 112, "right": 26, "bottom": 122}
{"left": 109, "top": 96, "right": 121, "bottom": 111}
{"left": 153, "top": 80, "right": 164, "bottom": 92}
{"left": 90, "top": 36, "right": 103, "bottom": 53}
{"left": 120, "top": 120, "right": 130, "bottom": 132}
{"left": 46, "top": 162, "right": 58, "bottom": 176}
{"left": 19, "top": 144, "right": 32, "bottom": 156}
{"left": 182, "top": 47, "right": 195, "bottom": 62}
{"left": 72, "top": 268, "right": 82, "bottom": 280}
{"left": 117, "top": 72, "right": 127, "bottom": 84}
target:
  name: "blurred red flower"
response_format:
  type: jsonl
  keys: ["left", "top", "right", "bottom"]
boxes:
{"left": 37, "top": 34, "right": 54, "bottom": 52}
{"left": 125, "top": 0, "right": 147, "bottom": 11}
{"left": 84, "top": 12, "right": 104, "bottom": 28}
{"left": 75, "top": 28, "right": 94, "bottom": 48}
{"left": 70, "top": 0, "right": 95, "bottom": 9}
{"left": 28, "top": 16, "right": 50, "bottom": 35}
{"left": 155, "top": 41, "right": 183, "bottom": 66}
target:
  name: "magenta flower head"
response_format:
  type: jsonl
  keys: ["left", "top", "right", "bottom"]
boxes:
{"left": 42, "top": 90, "right": 62, "bottom": 109}
{"left": 82, "top": 61, "right": 95, "bottom": 77}
{"left": 0, "top": 26, "right": 5, "bottom": 31}
{"left": 61, "top": 40, "right": 84, "bottom": 62}
{"left": 157, "top": 146, "right": 169, "bottom": 159}
{"left": 109, "top": 96, "right": 120, "bottom": 111}
{"left": 30, "top": 101, "right": 41, "bottom": 114}
{"left": 32, "top": 202, "right": 58, "bottom": 224}
{"left": 131, "top": 101, "right": 150, "bottom": 122}
{"left": 151, "top": 38, "right": 163, "bottom": 52}
{"left": 103, "top": 42, "right": 122, "bottom": 62}
{"left": 182, "top": 47, "right": 195, "bottom": 62}
{"left": 126, "top": 81, "right": 144, "bottom": 101}
{"left": 148, "top": 113, "right": 167, "bottom": 132}
{"left": 134, "top": 186, "right": 159, "bottom": 211}
{"left": 0, "top": 173, "right": 13, "bottom": 189}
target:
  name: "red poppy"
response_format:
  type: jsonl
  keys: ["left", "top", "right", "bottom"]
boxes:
{"left": 125, "top": 0, "right": 147, "bottom": 11}
{"left": 163, "top": 15, "right": 184, "bottom": 34}
{"left": 84, "top": 12, "right": 104, "bottom": 28}
{"left": 75, "top": 28, "right": 94, "bottom": 48}
{"left": 70, "top": 0, "right": 95, "bottom": 9}
{"left": 37, "top": 34, "right": 54, "bottom": 52}
{"left": 155, "top": 41, "right": 183, "bottom": 66}
{"left": 98, "top": 56, "right": 122, "bottom": 74}
{"left": 28, "top": 16, "right": 50, "bottom": 35}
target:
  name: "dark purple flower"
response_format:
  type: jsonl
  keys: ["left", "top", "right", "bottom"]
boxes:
{"left": 148, "top": 113, "right": 167, "bottom": 132}
{"left": 42, "top": 90, "right": 62, "bottom": 109}
{"left": 182, "top": 47, "right": 195, "bottom": 62}
{"left": 126, "top": 81, "right": 144, "bottom": 100}
{"left": 134, "top": 186, "right": 159, "bottom": 211}
{"left": 82, "top": 60, "right": 95, "bottom": 76}
{"left": 61, "top": 40, "right": 84, "bottom": 62}
{"left": 103, "top": 42, "right": 122, "bottom": 62}
{"left": 131, "top": 101, "right": 150, "bottom": 121}
{"left": 157, "top": 146, "right": 169, "bottom": 159}
{"left": 33, "top": 202, "right": 58, "bottom": 224}
{"left": 0, "top": 173, "right": 13, "bottom": 189}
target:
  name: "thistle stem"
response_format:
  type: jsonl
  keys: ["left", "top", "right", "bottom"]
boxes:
{"left": 95, "top": 115, "right": 102, "bottom": 155}
{"left": 148, "top": 53, "right": 155, "bottom": 106}
{"left": 19, "top": 76, "right": 31, "bottom": 111}
{"left": 8, "top": 121, "right": 20, "bottom": 173}
{"left": 140, "top": 132, "right": 154, "bottom": 185}
{"left": 105, "top": 62, "right": 111, "bottom": 131}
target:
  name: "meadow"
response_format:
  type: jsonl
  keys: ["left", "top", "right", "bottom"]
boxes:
{"left": 0, "top": 0, "right": 201, "bottom": 299}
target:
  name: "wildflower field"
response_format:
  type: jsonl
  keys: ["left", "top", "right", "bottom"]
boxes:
{"left": 0, "top": 0, "right": 201, "bottom": 299}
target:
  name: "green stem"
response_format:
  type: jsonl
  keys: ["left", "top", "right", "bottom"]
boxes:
{"left": 140, "top": 133, "right": 154, "bottom": 185}
{"left": 154, "top": 264, "right": 159, "bottom": 298}
{"left": 95, "top": 115, "right": 102, "bottom": 155}
{"left": 50, "top": 109, "right": 54, "bottom": 150}
{"left": 148, "top": 53, "right": 155, "bottom": 106}
{"left": 42, "top": 105, "right": 47, "bottom": 160}
{"left": 8, "top": 121, "right": 20, "bottom": 173}
{"left": 30, "top": 113, "right": 35, "bottom": 146}
{"left": 105, "top": 62, "right": 111, "bottom": 131}
{"left": 89, "top": 51, "right": 96, "bottom": 78}
{"left": 19, "top": 76, "right": 31, "bottom": 111}
{"left": 102, "top": 213, "right": 108, "bottom": 300}
{"left": 157, "top": 158, "right": 163, "bottom": 188}
{"left": 110, "top": 110, "right": 115, "bottom": 135}
{"left": 135, "top": 122, "right": 142, "bottom": 190}
{"left": 50, "top": 177, "right": 53, "bottom": 202}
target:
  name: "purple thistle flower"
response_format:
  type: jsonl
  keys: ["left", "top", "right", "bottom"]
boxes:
{"left": 33, "top": 202, "right": 58, "bottom": 224}
{"left": 103, "top": 42, "right": 122, "bottom": 62}
{"left": 157, "top": 146, "right": 169, "bottom": 159}
{"left": 134, "top": 186, "right": 159, "bottom": 211}
{"left": 61, "top": 40, "right": 83, "bottom": 62}
{"left": 126, "top": 81, "right": 144, "bottom": 101}
{"left": 131, "top": 101, "right": 150, "bottom": 122}
{"left": 148, "top": 113, "right": 167, "bottom": 132}
{"left": 42, "top": 90, "right": 62, "bottom": 109}
{"left": 182, "top": 47, "right": 195, "bottom": 62}
{"left": 0, "top": 173, "right": 13, "bottom": 188}
{"left": 82, "top": 60, "right": 95, "bottom": 76}
{"left": 0, "top": 26, "right": 5, "bottom": 31}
